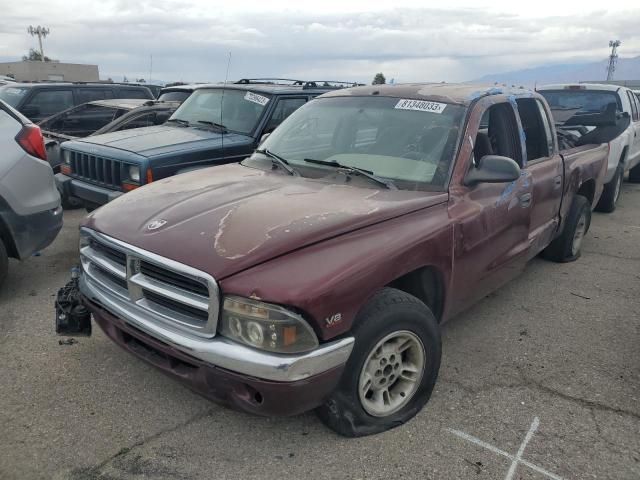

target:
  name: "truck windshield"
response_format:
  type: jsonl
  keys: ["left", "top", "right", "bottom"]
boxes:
{"left": 539, "top": 90, "right": 622, "bottom": 124}
{"left": 257, "top": 96, "right": 465, "bottom": 190}
{"left": 0, "top": 87, "right": 29, "bottom": 108}
{"left": 168, "top": 88, "right": 270, "bottom": 134}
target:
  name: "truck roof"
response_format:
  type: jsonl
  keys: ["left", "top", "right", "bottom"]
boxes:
{"left": 85, "top": 98, "right": 180, "bottom": 110}
{"left": 319, "top": 83, "right": 537, "bottom": 106}
{"left": 537, "top": 83, "right": 626, "bottom": 92}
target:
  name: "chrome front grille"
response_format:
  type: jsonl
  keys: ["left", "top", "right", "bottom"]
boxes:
{"left": 68, "top": 150, "right": 123, "bottom": 189}
{"left": 79, "top": 228, "right": 219, "bottom": 337}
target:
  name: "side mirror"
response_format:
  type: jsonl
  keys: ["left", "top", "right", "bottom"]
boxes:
{"left": 259, "top": 132, "right": 271, "bottom": 145}
{"left": 155, "top": 112, "right": 172, "bottom": 124}
{"left": 465, "top": 155, "right": 521, "bottom": 186}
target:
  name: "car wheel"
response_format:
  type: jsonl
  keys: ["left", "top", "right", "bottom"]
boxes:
{"left": 595, "top": 164, "right": 623, "bottom": 213}
{"left": 0, "top": 239, "right": 8, "bottom": 288}
{"left": 629, "top": 163, "right": 640, "bottom": 183}
{"left": 316, "top": 288, "right": 441, "bottom": 437}
{"left": 542, "top": 195, "right": 591, "bottom": 263}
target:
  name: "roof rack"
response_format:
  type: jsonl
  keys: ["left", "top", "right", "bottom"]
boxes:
{"left": 235, "top": 78, "right": 364, "bottom": 90}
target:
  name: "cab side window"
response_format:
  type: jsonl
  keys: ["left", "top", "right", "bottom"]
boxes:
{"left": 627, "top": 91, "right": 639, "bottom": 121}
{"left": 474, "top": 103, "right": 523, "bottom": 167}
{"left": 264, "top": 98, "right": 306, "bottom": 133}
{"left": 515, "top": 98, "right": 551, "bottom": 162}
{"left": 115, "top": 112, "right": 157, "bottom": 131}
{"left": 77, "top": 88, "right": 112, "bottom": 103}
{"left": 24, "top": 89, "right": 74, "bottom": 117}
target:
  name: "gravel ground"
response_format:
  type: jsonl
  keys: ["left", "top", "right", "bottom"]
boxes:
{"left": 1, "top": 182, "right": 638, "bottom": 480}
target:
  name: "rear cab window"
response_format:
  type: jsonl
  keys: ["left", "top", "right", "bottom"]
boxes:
{"left": 539, "top": 89, "right": 622, "bottom": 126}
{"left": 515, "top": 98, "right": 553, "bottom": 162}
{"left": 157, "top": 91, "right": 190, "bottom": 102}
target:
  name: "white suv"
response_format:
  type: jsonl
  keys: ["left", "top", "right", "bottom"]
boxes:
{"left": 538, "top": 83, "right": 640, "bottom": 212}
{"left": 0, "top": 100, "right": 62, "bottom": 286}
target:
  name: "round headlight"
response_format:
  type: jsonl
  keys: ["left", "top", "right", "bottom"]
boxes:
{"left": 246, "top": 321, "right": 264, "bottom": 346}
{"left": 128, "top": 165, "right": 141, "bottom": 183}
{"left": 229, "top": 317, "right": 243, "bottom": 337}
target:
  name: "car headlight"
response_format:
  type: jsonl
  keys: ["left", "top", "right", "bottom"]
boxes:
{"left": 128, "top": 165, "right": 141, "bottom": 183}
{"left": 219, "top": 296, "right": 319, "bottom": 354}
{"left": 63, "top": 150, "right": 71, "bottom": 164}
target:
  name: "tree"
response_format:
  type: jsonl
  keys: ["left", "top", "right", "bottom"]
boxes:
{"left": 372, "top": 73, "right": 386, "bottom": 85}
{"left": 22, "top": 48, "right": 53, "bottom": 62}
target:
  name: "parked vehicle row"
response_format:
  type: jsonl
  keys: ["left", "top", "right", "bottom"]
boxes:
{"left": 55, "top": 81, "right": 617, "bottom": 437}
{"left": 54, "top": 79, "right": 354, "bottom": 211}
{"left": 0, "top": 82, "right": 154, "bottom": 123}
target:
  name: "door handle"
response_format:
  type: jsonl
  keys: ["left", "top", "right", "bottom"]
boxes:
{"left": 519, "top": 193, "right": 532, "bottom": 208}
{"left": 553, "top": 175, "right": 562, "bottom": 189}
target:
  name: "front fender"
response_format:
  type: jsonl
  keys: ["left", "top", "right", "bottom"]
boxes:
{"left": 219, "top": 203, "right": 453, "bottom": 341}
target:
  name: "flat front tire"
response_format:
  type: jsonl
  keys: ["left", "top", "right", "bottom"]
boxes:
{"left": 316, "top": 288, "right": 441, "bottom": 437}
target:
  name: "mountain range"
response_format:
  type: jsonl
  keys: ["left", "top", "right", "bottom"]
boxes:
{"left": 472, "top": 55, "right": 640, "bottom": 87}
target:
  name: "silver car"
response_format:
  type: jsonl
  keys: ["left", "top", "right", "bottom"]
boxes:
{"left": 0, "top": 100, "right": 62, "bottom": 286}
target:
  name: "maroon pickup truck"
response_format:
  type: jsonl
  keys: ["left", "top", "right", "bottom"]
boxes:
{"left": 59, "top": 83, "right": 608, "bottom": 437}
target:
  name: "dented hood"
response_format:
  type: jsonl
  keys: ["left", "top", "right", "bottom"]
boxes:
{"left": 83, "top": 164, "right": 447, "bottom": 279}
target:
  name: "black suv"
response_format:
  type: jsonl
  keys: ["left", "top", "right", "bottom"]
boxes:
{"left": 55, "top": 79, "right": 360, "bottom": 210}
{"left": 0, "top": 83, "right": 154, "bottom": 122}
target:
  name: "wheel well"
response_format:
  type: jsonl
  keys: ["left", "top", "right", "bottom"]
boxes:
{"left": 620, "top": 146, "right": 628, "bottom": 164}
{"left": 386, "top": 266, "right": 445, "bottom": 322}
{"left": 576, "top": 179, "right": 595, "bottom": 205}
{"left": 0, "top": 214, "right": 18, "bottom": 259}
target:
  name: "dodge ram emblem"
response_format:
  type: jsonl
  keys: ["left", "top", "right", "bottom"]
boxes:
{"left": 146, "top": 219, "right": 167, "bottom": 230}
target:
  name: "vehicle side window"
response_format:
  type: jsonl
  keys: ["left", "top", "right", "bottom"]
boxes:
{"left": 264, "top": 97, "right": 306, "bottom": 133}
{"left": 515, "top": 98, "right": 550, "bottom": 162}
{"left": 535, "top": 100, "right": 555, "bottom": 155}
{"left": 118, "top": 88, "right": 150, "bottom": 99}
{"left": 473, "top": 103, "right": 523, "bottom": 167}
{"left": 77, "top": 89, "right": 109, "bottom": 103}
{"left": 626, "top": 91, "right": 639, "bottom": 121}
{"left": 116, "top": 112, "right": 157, "bottom": 131}
{"left": 24, "top": 89, "right": 74, "bottom": 116}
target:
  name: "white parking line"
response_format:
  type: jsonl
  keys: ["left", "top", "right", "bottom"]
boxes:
{"left": 448, "top": 417, "right": 564, "bottom": 480}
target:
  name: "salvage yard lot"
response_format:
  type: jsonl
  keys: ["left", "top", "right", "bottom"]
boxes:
{"left": 1, "top": 183, "right": 639, "bottom": 480}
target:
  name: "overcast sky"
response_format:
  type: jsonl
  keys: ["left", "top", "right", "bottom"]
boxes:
{"left": 1, "top": 0, "right": 639, "bottom": 84}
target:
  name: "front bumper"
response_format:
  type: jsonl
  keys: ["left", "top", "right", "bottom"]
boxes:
{"left": 55, "top": 173, "right": 123, "bottom": 206}
{"left": 2, "top": 204, "right": 63, "bottom": 259}
{"left": 87, "top": 300, "right": 348, "bottom": 416}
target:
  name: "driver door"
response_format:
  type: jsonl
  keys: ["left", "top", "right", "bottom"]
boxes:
{"left": 447, "top": 99, "right": 533, "bottom": 316}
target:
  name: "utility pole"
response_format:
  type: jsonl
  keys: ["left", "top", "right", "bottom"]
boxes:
{"left": 606, "top": 40, "right": 621, "bottom": 81}
{"left": 27, "top": 25, "right": 50, "bottom": 61}
{"left": 149, "top": 54, "right": 153, "bottom": 84}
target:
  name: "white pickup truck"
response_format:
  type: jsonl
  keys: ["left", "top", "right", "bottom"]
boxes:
{"left": 538, "top": 83, "right": 640, "bottom": 212}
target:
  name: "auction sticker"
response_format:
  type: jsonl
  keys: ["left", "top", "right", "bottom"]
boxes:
{"left": 244, "top": 91, "right": 270, "bottom": 106}
{"left": 394, "top": 99, "right": 446, "bottom": 113}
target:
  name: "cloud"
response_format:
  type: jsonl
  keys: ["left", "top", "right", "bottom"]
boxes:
{"left": 1, "top": 1, "right": 639, "bottom": 83}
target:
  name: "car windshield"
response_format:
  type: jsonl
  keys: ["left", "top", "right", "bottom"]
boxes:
{"left": 0, "top": 86, "right": 29, "bottom": 107}
{"left": 256, "top": 96, "right": 465, "bottom": 190}
{"left": 168, "top": 88, "right": 270, "bottom": 134}
{"left": 539, "top": 90, "right": 622, "bottom": 124}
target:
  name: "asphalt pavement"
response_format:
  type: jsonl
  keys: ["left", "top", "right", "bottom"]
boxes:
{"left": 1, "top": 182, "right": 638, "bottom": 480}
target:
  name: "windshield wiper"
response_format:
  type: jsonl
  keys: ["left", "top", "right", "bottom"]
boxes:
{"left": 166, "top": 118, "right": 189, "bottom": 127}
{"left": 303, "top": 158, "right": 397, "bottom": 190}
{"left": 255, "top": 149, "right": 298, "bottom": 176}
{"left": 197, "top": 120, "right": 228, "bottom": 132}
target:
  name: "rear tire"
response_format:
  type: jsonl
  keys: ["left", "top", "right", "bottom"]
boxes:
{"left": 595, "top": 164, "right": 623, "bottom": 213}
{"left": 629, "top": 163, "right": 640, "bottom": 183}
{"left": 316, "top": 288, "right": 441, "bottom": 437}
{"left": 0, "top": 239, "right": 8, "bottom": 288}
{"left": 542, "top": 195, "right": 591, "bottom": 263}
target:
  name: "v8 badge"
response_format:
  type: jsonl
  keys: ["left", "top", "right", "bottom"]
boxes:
{"left": 325, "top": 313, "right": 342, "bottom": 327}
